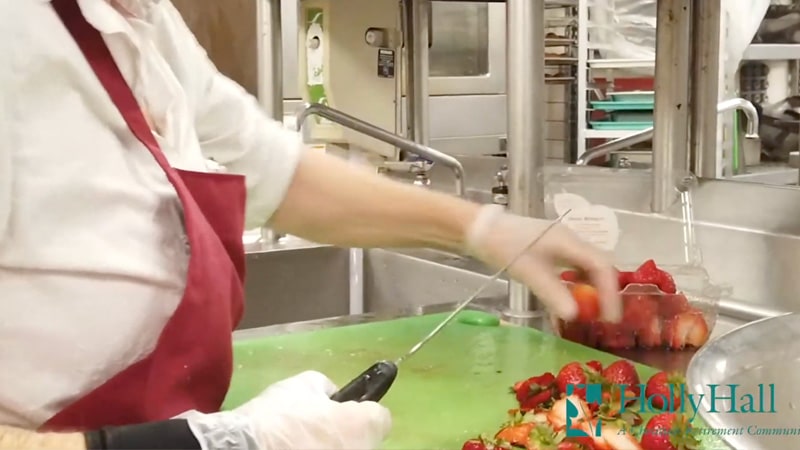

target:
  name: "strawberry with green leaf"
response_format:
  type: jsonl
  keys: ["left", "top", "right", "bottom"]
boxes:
{"left": 645, "top": 371, "right": 686, "bottom": 410}
{"left": 640, "top": 413, "right": 700, "bottom": 450}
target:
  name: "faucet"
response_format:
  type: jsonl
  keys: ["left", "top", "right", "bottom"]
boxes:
{"left": 296, "top": 103, "right": 466, "bottom": 197}
{"left": 576, "top": 98, "right": 760, "bottom": 165}
{"left": 491, "top": 165, "right": 509, "bottom": 206}
{"left": 260, "top": 227, "right": 284, "bottom": 245}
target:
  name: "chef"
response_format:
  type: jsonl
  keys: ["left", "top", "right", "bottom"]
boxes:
{"left": 0, "top": 0, "right": 622, "bottom": 449}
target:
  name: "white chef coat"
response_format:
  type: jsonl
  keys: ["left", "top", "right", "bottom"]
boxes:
{"left": 0, "top": 0, "right": 303, "bottom": 427}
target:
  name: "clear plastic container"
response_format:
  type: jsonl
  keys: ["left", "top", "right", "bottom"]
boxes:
{"left": 541, "top": 166, "right": 722, "bottom": 351}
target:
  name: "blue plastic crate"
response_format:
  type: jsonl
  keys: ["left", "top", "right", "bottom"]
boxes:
{"left": 589, "top": 121, "right": 654, "bottom": 131}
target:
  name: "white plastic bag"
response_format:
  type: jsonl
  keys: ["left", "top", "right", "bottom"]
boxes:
{"left": 588, "top": 0, "right": 770, "bottom": 75}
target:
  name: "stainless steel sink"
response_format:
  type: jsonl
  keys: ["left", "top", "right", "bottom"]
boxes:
{"left": 239, "top": 242, "right": 506, "bottom": 330}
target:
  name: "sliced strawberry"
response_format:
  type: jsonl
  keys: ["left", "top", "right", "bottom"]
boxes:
{"left": 640, "top": 413, "right": 700, "bottom": 450}
{"left": 571, "top": 283, "right": 601, "bottom": 323}
{"left": 548, "top": 395, "right": 592, "bottom": 431}
{"left": 494, "top": 422, "right": 535, "bottom": 447}
{"left": 637, "top": 314, "right": 663, "bottom": 348}
{"left": 659, "top": 293, "right": 691, "bottom": 319}
{"left": 511, "top": 372, "right": 558, "bottom": 412}
{"left": 662, "top": 311, "right": 710, "bottom": 350}
{"left": 597, "top": 323, "right": 636, "bottom": 350}
{"left": 623, "top": 295, "right": 662, "bottom": 348}
{"left": 645, "top": 371, "right": 686, "bottom": 410}
{"left": 622, "top": 295, "right": 657, "bottom": 326}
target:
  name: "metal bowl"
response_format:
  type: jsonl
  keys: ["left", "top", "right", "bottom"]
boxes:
{"left": 687, "top": 312, "right": 800, "bottom": 450}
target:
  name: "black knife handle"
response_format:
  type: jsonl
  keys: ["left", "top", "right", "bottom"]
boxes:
{"left": 330, "top": 361, "right": 398, "bottom": 403}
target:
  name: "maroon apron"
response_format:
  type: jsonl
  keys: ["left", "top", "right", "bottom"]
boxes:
{"left": 43, "top": 0, "right": 247, "bottom": 430}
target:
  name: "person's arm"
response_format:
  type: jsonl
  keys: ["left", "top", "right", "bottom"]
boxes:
{"left": 157, "top": 1, "right": 621, "bottom": 320}
{"left": 271, "top": 150, "right": 479, "bottom": 251}
{"left": 0, "top": 425, "right": 84, "bottom": 450}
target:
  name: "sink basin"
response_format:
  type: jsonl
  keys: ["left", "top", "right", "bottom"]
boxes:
{"left": 240, "top": 245, "right": 506, "bottom": 329}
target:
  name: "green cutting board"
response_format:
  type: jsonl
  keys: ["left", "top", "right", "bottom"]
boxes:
{"left": 224, "top": 313, "right": 726, "bottom": 449}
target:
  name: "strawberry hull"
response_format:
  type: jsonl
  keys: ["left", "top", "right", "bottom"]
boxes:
{"left": 554, "top": 261, "right": 718, "bottom": 352}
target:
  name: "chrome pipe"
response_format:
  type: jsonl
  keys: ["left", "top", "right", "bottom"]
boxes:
{"left": 717, "top": 98, "right": 760, "bottom": 138}
{"left": 296, "top": 103, "right": 466, "bottom": 197}
{"left": 256, "top": 0, "right": 283, "bottom": 120}
{"left": 506, "top": 0, "right": 546, "bottom": 318}
{"left": 405, "top": 0, "right": 431, "bottom": 147}
{"left": 689, "top": 0, "right": 722, "bottom": 178}
{"left": 652, "top": 0, "right": 693, "bottom": 213}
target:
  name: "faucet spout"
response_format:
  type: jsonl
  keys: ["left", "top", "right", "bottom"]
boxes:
{"left": 716, "top": 97, "right": 760, "bottom": 139}
{"left": 296, "top": 103, "right": 465, "bottom": 197}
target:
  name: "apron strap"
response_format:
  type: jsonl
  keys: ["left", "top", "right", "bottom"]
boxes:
{"left": 51, "top": 0, "right": 169, "bottom": 167}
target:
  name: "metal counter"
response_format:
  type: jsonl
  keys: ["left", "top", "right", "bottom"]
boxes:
{"left": 234, "top": 298, "right": 756, "bottom": 376}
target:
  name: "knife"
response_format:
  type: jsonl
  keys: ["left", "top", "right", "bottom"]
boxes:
{"left": 329, "top": 210, "right": 571, "bottom": 403}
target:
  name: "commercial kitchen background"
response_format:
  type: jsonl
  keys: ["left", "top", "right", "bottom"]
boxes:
{"left": 168, "top": 0, "right": 800, "bottom": 344}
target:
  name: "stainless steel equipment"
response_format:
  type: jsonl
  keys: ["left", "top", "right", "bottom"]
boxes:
{"left": 295, "top": 102, "right": 466, "bottom": 197}
{"left": 687, "top": 312, "right": 799, "bottom": 450}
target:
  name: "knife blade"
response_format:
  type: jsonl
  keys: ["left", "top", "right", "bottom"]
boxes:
{"left": 329, "top": 209, "right": 571, "bottom": 403}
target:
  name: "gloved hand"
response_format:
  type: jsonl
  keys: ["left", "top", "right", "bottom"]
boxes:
{"left": 182, "top": 371, "right": 392, "bottom": 450}
{"left": 465, "top": 204, "right": 622, "bottom": 322}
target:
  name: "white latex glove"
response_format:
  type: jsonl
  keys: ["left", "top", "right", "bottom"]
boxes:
{"left": 182, "top": 371, "right": 392, "bottom": 450}
{"left": 465, "top": 204, "right": 622, "bottom": 322}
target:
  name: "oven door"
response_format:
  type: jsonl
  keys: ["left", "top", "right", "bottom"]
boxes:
{"left": 429, "top": 1, "right": 506, "bottom": 96}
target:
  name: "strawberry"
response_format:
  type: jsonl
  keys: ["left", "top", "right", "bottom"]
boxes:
{"left": 558, "top": 440, "right": 595, "bottom": 450}
{"left": 659, "top": 293, "right": 691, "bottom": 319}
{"left": 623, "top": 295, "right": 662, "bottom": 348}
{"left": 646, "top": 371, "right": 687, "bottom": 410}
{"left": 561, "top": 270, "right": 583, "bottom": 283}
{"left": 656, "top": 270, "right": 677, "bottom": 294}
{"left": 597, "top": 323, "right": 636, "bottom": 350}
{"left": 511, "top": 372, "right": 558, "bottom": 412}
{"left": 598, "top": 423, "right": 644, "bottom": 450}
{"left": 602, "top": 360, "right": 641, "bottom": 404}
{"left": 662, "top": 311, "right": 710, "bottom": 349}
{"left": 462, "top": 439, "right": 488, "bottom": 450}
{"left": 548, "top": 395, "right": 591, "bottom": 431}
{"left": 617, "top": 271, "right": 634, "bottom": 290}
{"left": 494, "top": 422, "right": 535, "bottom": 447}
{"left": 555, "top": 362, "right": 604, "bottom": 399}
{"left": 585, "top": 360, "right": 604, "bottom": 373}
{"left": 640, "top": 413, "right": 700, "bottom": 450}
{"left": 559, "top": 320, "right": 590, "bottom": 345}
{"left": 596, "top": 391, "right": 643, "bottom": 429}
{"left": 630, "top": 259, "right": 660, "bottom": 287}
{"left": 631, "top": 260, "right": 677, "bottom": 294}
{"left": 571, "top": 283, "right": 601, "bottom": 323}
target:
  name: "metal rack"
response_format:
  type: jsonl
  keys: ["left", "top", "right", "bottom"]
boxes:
{"left": 574, "top": 0, "right": 656, "bottom": 161}
{"left": 543, "top": 1, "right": 579, "bottom": 162}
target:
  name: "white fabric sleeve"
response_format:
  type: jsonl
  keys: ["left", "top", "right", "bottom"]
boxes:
{"left": 156, "top": 2, "right": 304, "bottom": 229}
